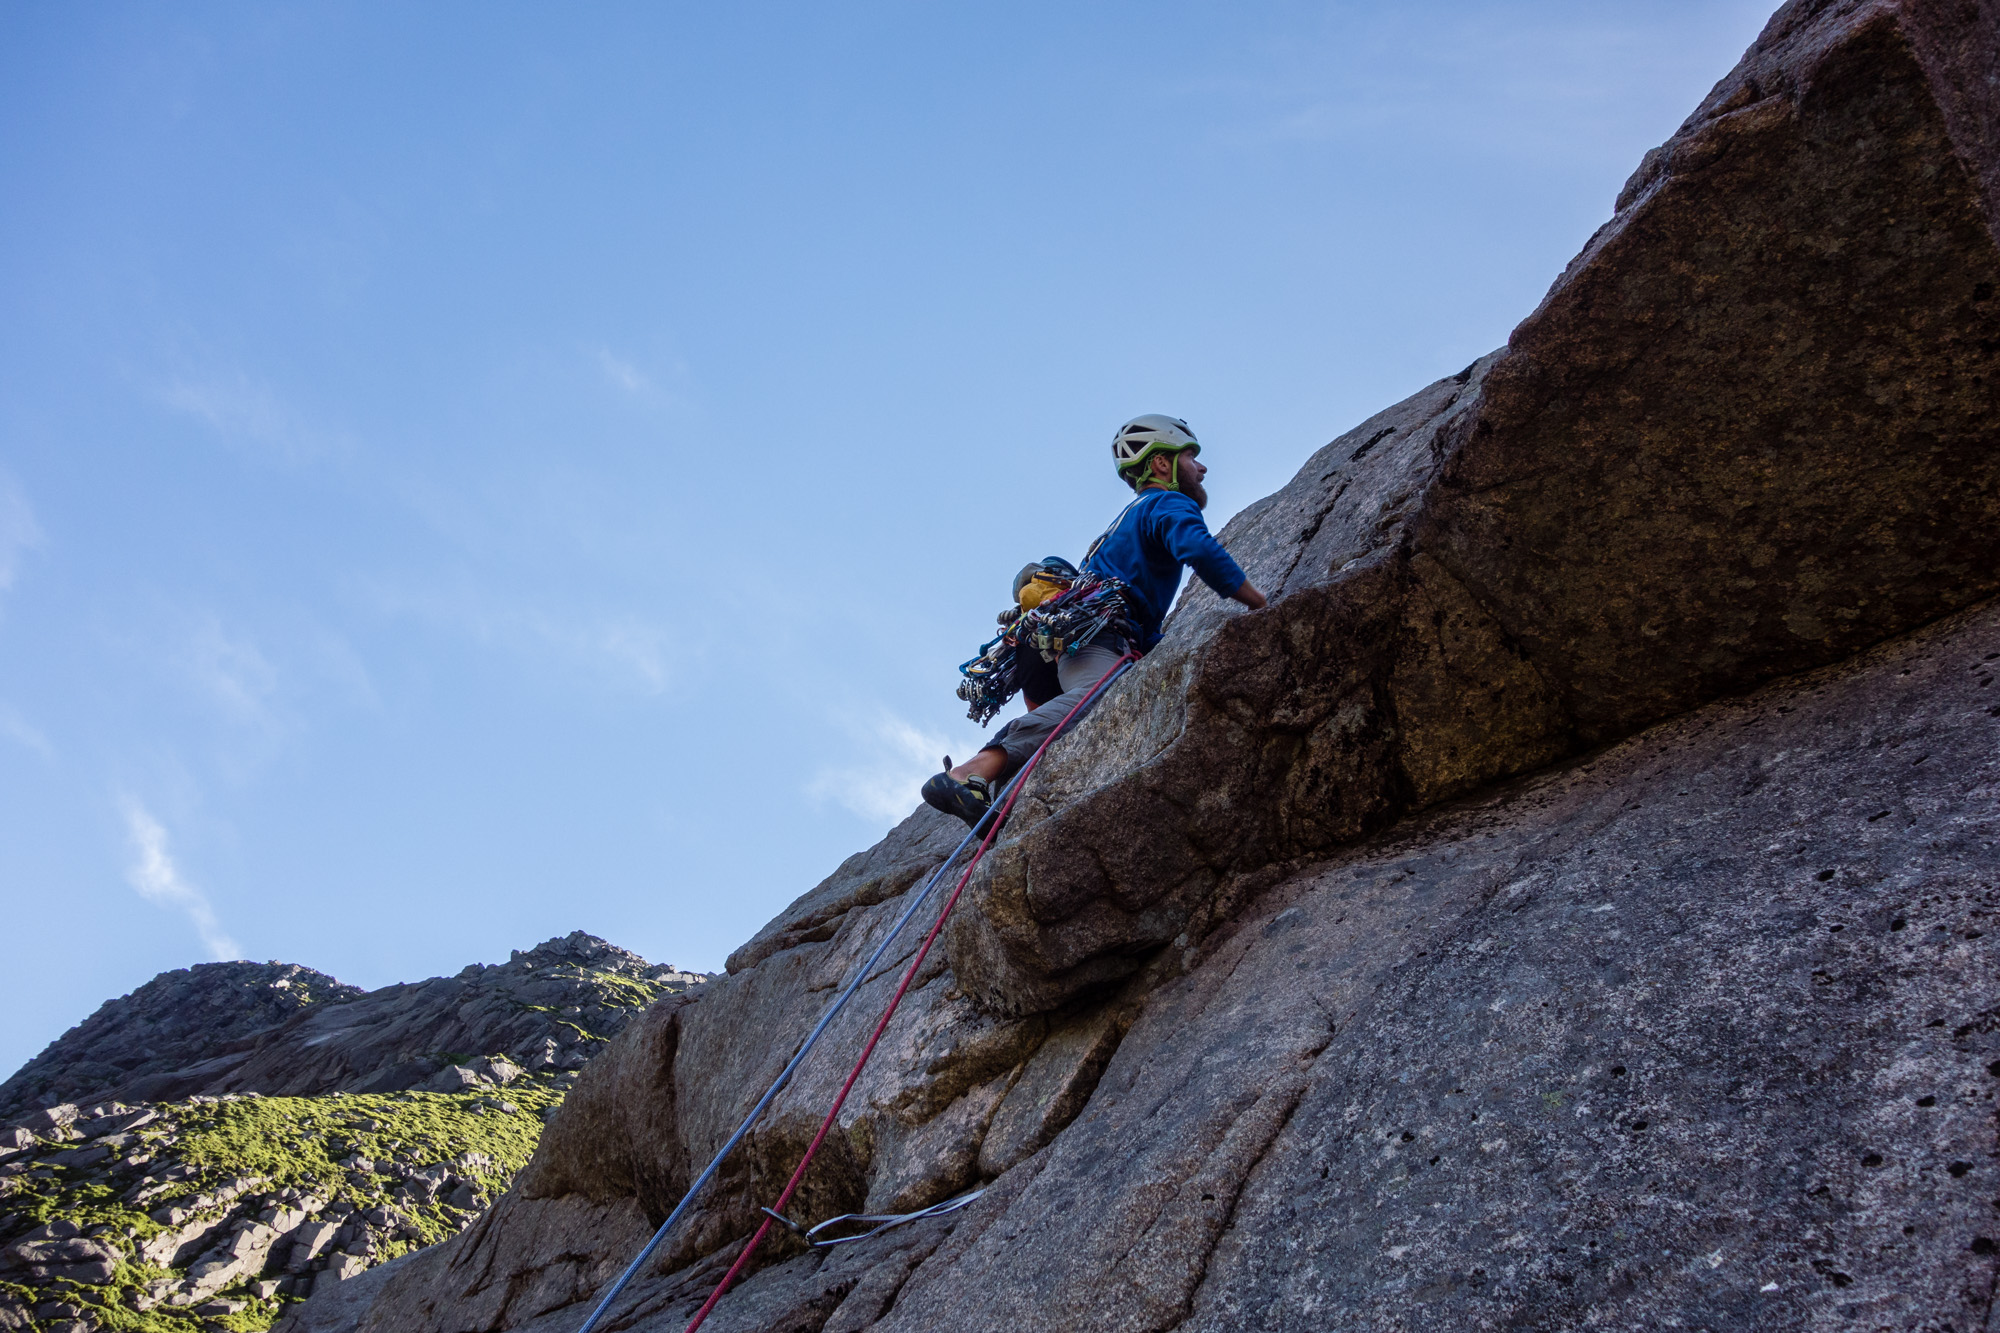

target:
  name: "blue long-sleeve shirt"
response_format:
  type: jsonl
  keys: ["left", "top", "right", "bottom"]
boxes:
{"left": 1082, "top": 489, "right": 1247, "bottom": 649}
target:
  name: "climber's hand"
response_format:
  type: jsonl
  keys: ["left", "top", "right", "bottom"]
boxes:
{"left": 1233, "top": 581, "right": 1268, "bottom": 611}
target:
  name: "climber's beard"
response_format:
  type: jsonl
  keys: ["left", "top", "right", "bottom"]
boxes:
{"left": 1180, "top": 473, "right": 1209, "bottom": 509}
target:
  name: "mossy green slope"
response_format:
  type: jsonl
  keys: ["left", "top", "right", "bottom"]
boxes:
{"left": 0, "top": 1081, "right": 567, "bottom": 1331}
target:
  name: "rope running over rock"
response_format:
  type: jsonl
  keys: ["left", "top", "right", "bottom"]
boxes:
{"left": 680, "top": 651, "right": 1137, "bottom": 1332}
{"left": 570, "top": 651, "right": 1137, "bottom": 1333}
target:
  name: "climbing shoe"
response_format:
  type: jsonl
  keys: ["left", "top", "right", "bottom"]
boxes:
{"left": 921, "top": 772, "right": 996, "bottom": 830}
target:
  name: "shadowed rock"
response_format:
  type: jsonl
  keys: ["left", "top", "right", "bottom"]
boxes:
{"left": 207, "top": 932, "right": 706, "bottom": 1099}
{"left": 0, "top": 962, "right": 363, "bottom": 1121}
{"left": 2, "top": 933, "right": 706, "bottom": 1115}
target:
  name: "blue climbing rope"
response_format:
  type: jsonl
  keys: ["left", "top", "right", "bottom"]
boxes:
{"left": 574, "top": 655, "right": 1135, "bottom": 1333}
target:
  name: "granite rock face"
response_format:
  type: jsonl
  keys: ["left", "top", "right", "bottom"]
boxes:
{"left": 878, "top": 601, "right": 2000, "bottom": 1332}
{"left": 294, "top": 2, "right": 2000, "bottom": 1330}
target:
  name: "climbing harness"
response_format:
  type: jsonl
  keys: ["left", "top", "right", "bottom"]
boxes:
{"left": 1016, "top": 571, "right": 1133, "bottom": 663}
{"left": 573, "top": 651, "right": 1138, "bottom": 1333}
{"left": 957, "top": 558, "right": 1086, "bottom": 725}
{"left": 1015, "top": 501, "right": 1151, "bottom": 668}
{"left": 759, "top": 1188, "right": 985, "bottom": 1249}
{"left": 957, "top": 570, "right": 1134, "bottom": 725}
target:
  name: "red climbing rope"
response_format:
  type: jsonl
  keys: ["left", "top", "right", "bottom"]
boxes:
{"left": 682, "top": 651, "right": 1137, "bottom": 1332}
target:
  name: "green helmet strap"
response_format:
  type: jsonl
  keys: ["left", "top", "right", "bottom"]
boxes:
{"left": 1125, "top": 443, "right": 1191, "bottom": 492}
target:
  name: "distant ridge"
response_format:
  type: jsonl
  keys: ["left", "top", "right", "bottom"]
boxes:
{"left": 0, "top": 931, "right": 710, "bottom": 1329}
{"left": 0, "top": 961, "right": 363, "bottom": 1121}
{"left": 0, "top": 932, "right": 705, "bottom": 1117}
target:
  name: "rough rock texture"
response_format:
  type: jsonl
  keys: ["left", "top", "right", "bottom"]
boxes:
{"left": 878, "top": 601, "right": 2000, "bottom": 1331}
{"left": 288, "top": 1, "right": 2000, "bottom": 1329}
{"left": 0, "top": 962, "right": 361, "bottom": 1121}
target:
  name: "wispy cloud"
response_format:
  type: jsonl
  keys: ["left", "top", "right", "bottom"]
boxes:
{"left": 0, "top": 471, "right": 44, "bottom": 594}
{"left": 121, "top": 800, "right": 240, "bottom": 961}
{"left": 590, "top": 616, "right": 673, "bottom": 692}
{"left": 1200, "top": 8, "right": 1730, "bottom": 161}
{"left": 176, "top": 616, "right": 282, "bottom": 733}
{"left": 807, "top": 710, "right": 963, "bottom": 825}
{"left": 592, "top": 344, "right": 696, "bottom": 408}
{"left": 160, "top": 368, "right": 351, "bottom": 466}
{"left": 0, "top": 703, "right": 52, "bottom": 759}
{"left": 596, "top": 347, "right": 653, "bottom": 395}
{"left": 364, "top": 577, "right": 674, "bottom": 694}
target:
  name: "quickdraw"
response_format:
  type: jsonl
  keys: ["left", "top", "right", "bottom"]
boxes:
{"left": 955, "top": 631, "right": 1020, "bottom": 726}
{"left": 758, "top": 1189, "right": 985, "bottom": 1249}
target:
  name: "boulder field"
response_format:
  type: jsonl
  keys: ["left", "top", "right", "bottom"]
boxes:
{"left": 296, "top": 1, "right": 2000, "bottom": 1329}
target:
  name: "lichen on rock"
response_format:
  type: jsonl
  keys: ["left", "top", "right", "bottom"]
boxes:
{"left": 0, "top": 1085, "right": 556, "bottom": 1331}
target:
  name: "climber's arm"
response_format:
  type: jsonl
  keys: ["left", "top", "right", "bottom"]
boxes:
{"left": 1151, "top": 493, "right": 1262, "bottom": 608}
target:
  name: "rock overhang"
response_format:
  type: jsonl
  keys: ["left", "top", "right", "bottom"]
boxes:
{"left": 947, "top": 0, "right": 2000, "bottom": 1016}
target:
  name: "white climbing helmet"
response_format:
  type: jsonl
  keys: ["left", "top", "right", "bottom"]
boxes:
{"left": 1111, "top": 414, "right": 1200, "bottom": 489}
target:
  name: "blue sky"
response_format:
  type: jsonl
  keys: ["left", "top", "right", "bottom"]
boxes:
{"left": 0, "top": 0, "right": 1773, "bottom": 1077}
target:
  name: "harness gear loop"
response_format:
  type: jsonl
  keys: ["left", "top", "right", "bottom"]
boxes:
{"left": 958, "top": 557, "right": 1093, "bottom": 725}
{"left": 1016, "top": 571, "right": 1133, "bottom": 663}
{"left": 957, "top": 563, "right": 1135, "bottom": 725}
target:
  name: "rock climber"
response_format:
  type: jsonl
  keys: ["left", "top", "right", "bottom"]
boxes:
{"left": 921, "top": 414, "right": 1268, "bottom": 828}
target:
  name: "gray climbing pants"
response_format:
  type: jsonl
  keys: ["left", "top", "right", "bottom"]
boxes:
{"left": 979, "top": 641, "right": 1129, "bottom": 776}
